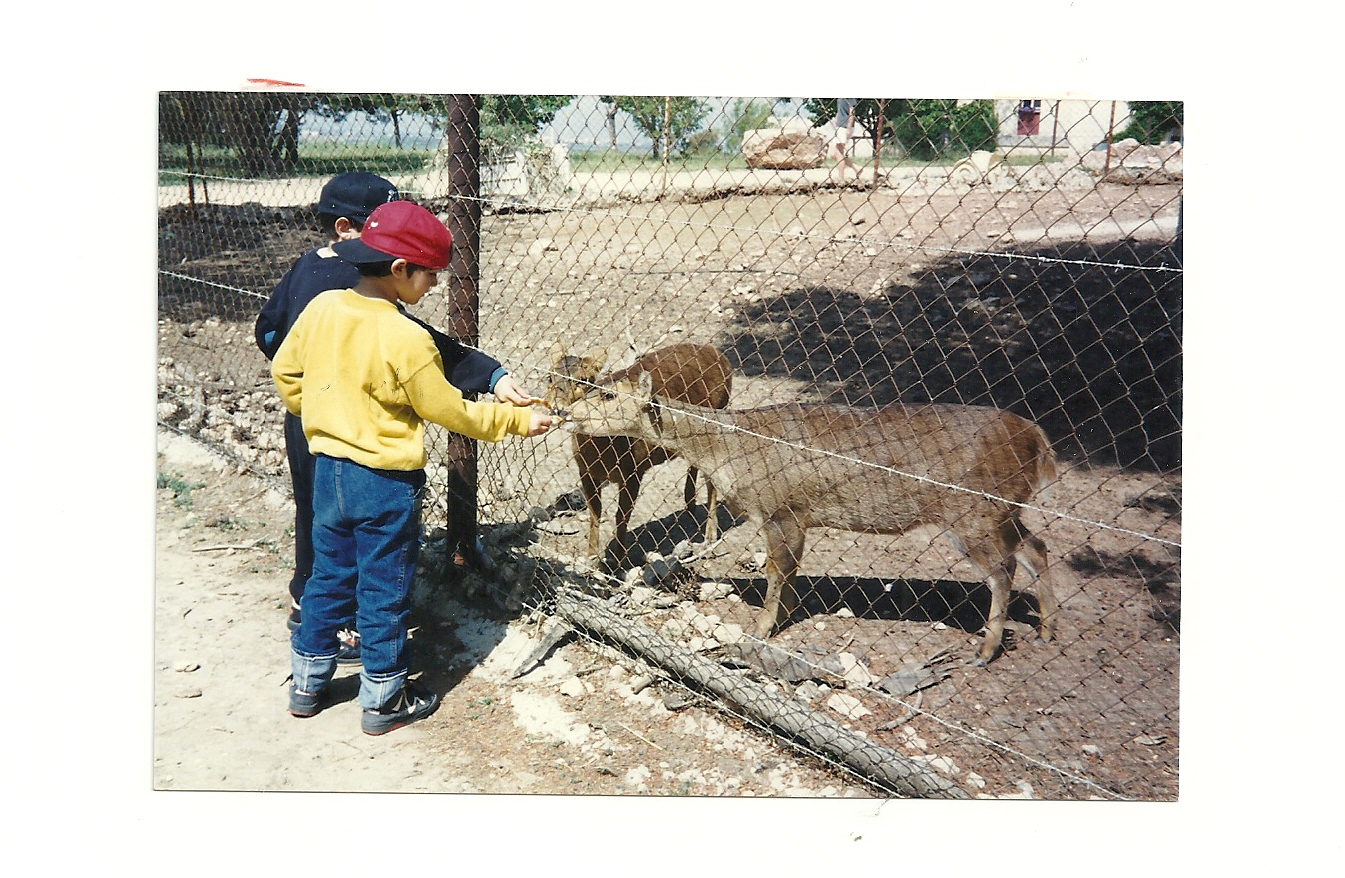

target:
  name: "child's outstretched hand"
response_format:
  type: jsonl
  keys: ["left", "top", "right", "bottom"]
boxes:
{"left": 493, "top": 375, "right": 540, "bottom": 407}
{"left": 526, "top": 409, "right": 554, "bottom": 437}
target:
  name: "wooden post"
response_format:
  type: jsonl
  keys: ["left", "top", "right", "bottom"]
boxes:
{"left": 442, "top": 95, "right": 483, "bottom": 573}
{"left": 1103, "top": 100, "right": 1117, "bottom": 180}
{"left": 661, "top": 96, "right": 672, "bottom": 197}
{"left": 872, "top": 99, "right": 885, "bottom": 190}
{"left": 1050, "top": 99, "right": 1061, "bottom": 158}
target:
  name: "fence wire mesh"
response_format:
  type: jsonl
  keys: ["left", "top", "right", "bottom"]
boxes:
{"left": 157, "top": 91, "right": 1182, "bottom": 800}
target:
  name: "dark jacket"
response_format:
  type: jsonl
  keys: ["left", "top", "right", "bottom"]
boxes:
{"left": 255, "top": 246, "right": 505, "bottom": 395}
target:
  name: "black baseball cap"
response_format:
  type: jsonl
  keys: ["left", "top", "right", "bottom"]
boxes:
{"left": 316, "top": 172, "right": 399, "bottom": 224}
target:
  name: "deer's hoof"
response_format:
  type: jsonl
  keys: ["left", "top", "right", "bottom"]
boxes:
{"left": 966, "top": 646, "right": 1001, "bottom": 667}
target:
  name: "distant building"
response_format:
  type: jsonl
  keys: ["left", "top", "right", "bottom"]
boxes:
{"left": 995, "top": 99, "right": 1133, "bottom": 156}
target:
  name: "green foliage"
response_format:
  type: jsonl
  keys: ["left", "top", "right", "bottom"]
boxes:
{"left": 605, "top": 96, "right": 711, "bottom": 157}
{"left": 159, "top": 91, "right": 311, "bottom": 176}
{"left": 891, "top": 99, "right": 997, "bottom": 161}
{"left": 568, "top": 150, "right": 748, "bottom": 174}
{"left": 800, "top": 98, "right": 998, "bottom": 161}
{"left": 159, "top": 92, "right": 574, "bottom": 178}
{"left": 157, "top": 142, "right": 434, "bottom": 184}
{"left": 683, "top": 129, "right": 723, "bottom": 157}
{"left": 1118, "top": 101, "right": 1183, "bottom": 144}
{"left": 722, "top": 98, "right": 776, "bottom": 154}
{"left": 481, "top": 95, "right": 572, "bottom": 141}
{"left": 347, "top": 94, "right": 573, "bottom": 156}
{"left": 158, "top": 471, "right": 205, "bottom": 509}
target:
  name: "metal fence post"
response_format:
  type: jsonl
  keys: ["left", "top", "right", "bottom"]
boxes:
{"left": 442, "top": 95, "right": 483, "bottom": 573}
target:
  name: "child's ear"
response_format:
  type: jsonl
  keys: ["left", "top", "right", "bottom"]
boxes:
{"left": 334, "top": 217, "right": 360, "bottom": 240}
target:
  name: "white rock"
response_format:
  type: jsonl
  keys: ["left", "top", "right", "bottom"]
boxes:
{"left": 835, "top": 652, "right": 877, "bottom": 687}
{"left": 824, "top": 692, "right": 872, "bottom": 720}
{"left": 893, "top": 726, "right": 928, "bottom": 750}
{"left": 711, "top": 622, "right": 745, "bottom": 644}
{"left": 698, "top": 581, "right": 734, "bottom": 601}
{"left": 741, "top": 127, "right": 825, "bottom": 169}
{"left": 794, "top": 680, "right": 824, "bottom": 705}
{"left": 660, "top": 619, "right": 691, "bottom": 640}
{"left": 558, "top": 677, "right": 588, "bottom": 698}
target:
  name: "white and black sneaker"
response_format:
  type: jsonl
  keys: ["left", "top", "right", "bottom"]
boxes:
{"left": 361, "top": 681, "right": 440, "bottom": 736}
{"left": 335, "top": 629, "right": 362, "bottom": 665}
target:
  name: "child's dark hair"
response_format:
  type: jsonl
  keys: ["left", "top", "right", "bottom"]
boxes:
{"left": 355, "top": 261, "right": 434, "bottom": 278}
{"left": 316, "top": 212, "right": 363, "bottom": 239}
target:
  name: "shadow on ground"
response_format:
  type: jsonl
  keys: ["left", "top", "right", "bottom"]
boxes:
{"left": 723, "top": 239, "right": 1183, "bottom": 472}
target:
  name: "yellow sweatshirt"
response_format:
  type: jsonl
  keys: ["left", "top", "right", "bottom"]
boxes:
{"left": 272, "top": 289, "right": 532, "bottom": 470}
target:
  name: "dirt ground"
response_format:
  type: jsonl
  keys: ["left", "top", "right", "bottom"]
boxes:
{"left": 154, "top": 429, "right": 879, "bottom": 796}
{"left": 156, "top": 171, "right": 1182, "bottom": 801}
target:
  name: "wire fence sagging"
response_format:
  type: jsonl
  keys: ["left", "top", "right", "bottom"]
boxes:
{"left": 157, "top": 92, "right": 1182, "bottom": 800}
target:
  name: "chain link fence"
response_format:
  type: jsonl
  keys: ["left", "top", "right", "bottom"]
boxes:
{"left": 157, "top": 91, "right": 1182, "bottom": 800}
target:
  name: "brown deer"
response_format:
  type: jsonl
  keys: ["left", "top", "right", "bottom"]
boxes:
{"left": 546, "top": 342, "right": 733, "bottom": 567}
{"left": 563, "top": 372, "right": 1060, "bottom": 666}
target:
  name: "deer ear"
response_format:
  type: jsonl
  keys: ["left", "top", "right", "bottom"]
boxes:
{"left": 548, "top": 341, "right": 566, "bottom": 366}
{"left": 582, "top": 348, "right": 607, "bottom": 371}
{"left": 637, "top": 370, "right": 655, "bottom": 398}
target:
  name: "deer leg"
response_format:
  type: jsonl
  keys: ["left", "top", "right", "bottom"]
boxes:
{"left": 684, "top": 466, "right": 719, "bottom": 544}
{"left": 755, "top": 516, "right": 806, "bottom": 638}
{"left": 703, "top": 476, "right": 718, "bottom": 544}
{"left": 612, "top": 470, "right": 643, "bottom": 569}
{"left": 579, "top": 471, "right": 603, "bottom": 560}
{"left": 972, "top": 562, "right": 1014, "bottom": 667}
{"left": 1015, "top": 531, "right": 1058, "bottom": 645}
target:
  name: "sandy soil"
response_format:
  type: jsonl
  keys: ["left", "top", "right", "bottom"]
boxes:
{"left": 154, "top": 430, "right": 878, "bottom": 796}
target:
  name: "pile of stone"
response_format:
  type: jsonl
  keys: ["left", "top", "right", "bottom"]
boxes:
{"left": 1082, "top": 138, "right": 1183, "bottom": 184}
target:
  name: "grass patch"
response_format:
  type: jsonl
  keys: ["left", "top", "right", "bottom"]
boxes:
{"left": 158, "top": 471, "right": 205, "bottom": 509}
{"left": 157, "top": 144, "right": 436, "bottom": 186}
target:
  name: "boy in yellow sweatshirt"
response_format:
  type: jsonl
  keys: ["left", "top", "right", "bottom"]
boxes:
{"left": 272, "top": 200, "right": 552, "bottom": 735}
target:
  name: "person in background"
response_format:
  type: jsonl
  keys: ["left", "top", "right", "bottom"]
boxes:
{"left": 827, "top": 98, "right": 862, "bottom": 182}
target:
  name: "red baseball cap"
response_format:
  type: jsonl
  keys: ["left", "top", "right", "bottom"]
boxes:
{"left": 332, "top": 201, "right": 453, "bottom": 270}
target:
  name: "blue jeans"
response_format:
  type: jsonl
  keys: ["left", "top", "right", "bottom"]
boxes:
{"left": 291, "top": 455, "right": 425, "bottom": 710}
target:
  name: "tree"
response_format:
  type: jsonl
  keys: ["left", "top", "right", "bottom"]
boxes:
{"left": 310, "top": 94, "right": 413, "bottom": 147}
{"left": 1118, "top": 101, "right": 1183, "bottom": 144}
{"left": 305, "top": 94, "right": 573, "bottom": 156}
{"left": 723, "top": 98, "right": 776, "bottom": 154}
{"left": 374, "top": 94, "right": 571, "bottom": 157}
{"left": 603, "top": 96, "right": 711, "bottom": 159}
{"left": 802, "top": 98, "right": 998, "bottom": 161}
{"left": 159, "top": 91, "right": 313, "bottom": 176}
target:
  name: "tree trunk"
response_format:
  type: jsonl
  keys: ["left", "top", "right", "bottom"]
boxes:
{"left": 280, "top": 104, "right": 300, "bottom": 168}
{"left": 550, "top": 585, "right": 969, "bottom": 799}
